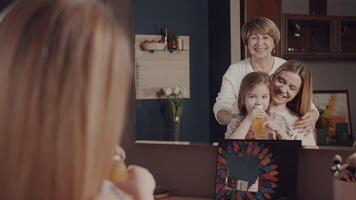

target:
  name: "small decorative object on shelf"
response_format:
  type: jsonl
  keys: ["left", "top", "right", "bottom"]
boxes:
{"left": 331, "top": 152, "right": 356, "bottom": 200}
{"left": 167, "top": 33, "right": 178, "bottom": 51}
{"left": 162, "top": 86, "right": 186, "bottom": 141}
{"left": 139, "top": 27, "right": 185, "bottom": 53}
{"left": 177, "top": 39, "right": 184, "bottom": 51}
{"left": 140, "top": 39, "right": 166, "bottom": 51}
{"left": 331, "top": 153, "right": 356, "bottom": 182}
{"left": 163, "top": 27, "right": 168, "bottom": 49}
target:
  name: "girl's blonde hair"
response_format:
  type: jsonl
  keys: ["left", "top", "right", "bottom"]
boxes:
{"left": 237, "top": 72, "right": 274, "bottom": 115}
{"left": 0, "top": 1, "right": 132, "bottom": 200}
{"left": 241, "top": 17, "right": 280, "bottom": 48}
{"left": 271, "top": 61, "right": 313, "bottom": 116}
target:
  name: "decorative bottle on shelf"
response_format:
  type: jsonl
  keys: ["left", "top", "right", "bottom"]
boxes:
{"left": 163, "top": 27, "right": 168, "bottom": 50}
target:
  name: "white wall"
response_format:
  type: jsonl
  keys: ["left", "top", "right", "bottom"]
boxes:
{"left": 304, "top": 60, "right": 356, "bottom": 139}
{"left": 282, "top": 0, "right": 309, "bottom": 14}
{"left": 328, "top": 0, "right": 356, "bottom": 16}
{"left": 282, "top": 0, "right": 356, "bottom": 16}
{"left": 230, "top": 0, "right": 241, "bottom": 64}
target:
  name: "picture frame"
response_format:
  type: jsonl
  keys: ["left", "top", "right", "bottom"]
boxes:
{"left": 313, "top": 90, "right": 353, "bottom": 146}
{"left": 215, "top": 140, "right": 300, "bottom": 200}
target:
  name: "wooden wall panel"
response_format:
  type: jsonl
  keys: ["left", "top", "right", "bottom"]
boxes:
{"left": 243, "top": 0, "right": 282, "bottom": 57}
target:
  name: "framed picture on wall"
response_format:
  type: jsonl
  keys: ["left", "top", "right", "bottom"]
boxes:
{"left": 313, "top": 90, "right": 353, "bottom": 146}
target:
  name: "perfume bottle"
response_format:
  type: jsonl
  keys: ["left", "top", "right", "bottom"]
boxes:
{"left": 163, "top": 27, "right": 168, "bottom": 49}
{"left": 110, "top": 147, "right": 129, "bottom": 182}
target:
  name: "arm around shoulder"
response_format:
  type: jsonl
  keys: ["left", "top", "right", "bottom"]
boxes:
{"left": 214, "top": 62, "right": 244, "bottom": 123}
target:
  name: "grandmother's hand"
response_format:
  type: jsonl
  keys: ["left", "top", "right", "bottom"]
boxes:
{"left": 294, "top": 110, "right": 319, "bottom": 134}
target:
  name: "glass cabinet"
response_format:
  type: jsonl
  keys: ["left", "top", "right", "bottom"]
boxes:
{"left": 340, "top": 20, "right": 356, "bottom": 53}
{"left": 282, "top": 14, "right": 356, "bottom": 59}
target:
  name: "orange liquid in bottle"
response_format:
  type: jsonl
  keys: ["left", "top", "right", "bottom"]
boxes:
{"left": 254, "top": 117, "right": 268, "bottom": 139}
{"left": 110, "top": 154, "right": 129, "bottom": 182}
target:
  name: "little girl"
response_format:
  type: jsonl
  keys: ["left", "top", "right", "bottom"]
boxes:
{"left": 225, "top": 72, "right": 291, "bottom": 140}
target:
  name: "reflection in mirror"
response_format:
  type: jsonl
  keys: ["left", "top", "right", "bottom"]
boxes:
{"left": 133, "top": 0, "right": 231, "bottom": 144}
{"left": 134, "top": 0, "right": 356, "bottom": 143}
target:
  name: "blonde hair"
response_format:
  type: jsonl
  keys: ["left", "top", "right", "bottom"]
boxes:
{"left": 0, "top": 1, "right": 132, "bottom": 200}
{"left": 237, "top": 72, "right": 274, "bottom": 115}
{"left": 272, "top": 61, "right": 312, "bottom": 116}
{"left": 241, "top": 17, "right": 280, "bottom": 47}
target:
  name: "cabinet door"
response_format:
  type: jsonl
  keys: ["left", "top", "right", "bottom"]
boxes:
{"left": 244, "top": 0, "right": 281, "bottom": 26}
{"left": 287, "top": 19, "right": 331, "bottom": 52}
{"left": 340, "top": 20, "right": 356, "bottom": 53}
{"left": 243, "top": 0, "right": 281, "bottom": 56}
{"left": 281, "top": 15, "right": 334, "bottom": 59}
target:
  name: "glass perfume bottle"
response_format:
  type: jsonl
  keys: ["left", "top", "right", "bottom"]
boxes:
{"left": 110, "top": 146, "right": 129, "bottom": 182}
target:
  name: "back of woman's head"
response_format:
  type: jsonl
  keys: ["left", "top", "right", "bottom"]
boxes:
{"left": 272, "top": 61, "right": 312, "bottom": 116}
{"left": 0, "top": 1, "right": 131, "bottom": 200}
{"left": 238, "top": 71, "right": 273, "bottom": 115}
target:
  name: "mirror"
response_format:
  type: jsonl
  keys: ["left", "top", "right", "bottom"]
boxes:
{"left": 134, "top": 0, "right": 356, "bottom": 145}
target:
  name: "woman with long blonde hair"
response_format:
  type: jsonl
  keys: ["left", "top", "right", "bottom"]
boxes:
{"left": 270, "top": 61, "right": 316, "bottom": 146}
{"left": 0, "top": 0, "right": 155, "bottom": 200}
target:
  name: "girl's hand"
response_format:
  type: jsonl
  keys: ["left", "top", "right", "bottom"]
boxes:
{"left": 114, "top": 165, "right": 156, "bottom": 200}
{"left": 294, "top": 110, "right": 319, "bottom": 134}
{"left": 266, "top": 119, "right": 280, "bottom": 132}
{"left": 266, "top": 119, "right": 291, "bottom": 140}
{"left": 246, "top": 107, "right": 267, "bottom": 123}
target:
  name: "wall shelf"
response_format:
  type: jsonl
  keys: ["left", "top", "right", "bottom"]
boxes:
{"left": 135, "top": 34, "right": 190, "bottom": 100}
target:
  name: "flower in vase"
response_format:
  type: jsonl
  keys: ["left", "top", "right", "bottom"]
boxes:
{"left": 163, "top": 87, "right": 173, "bottom": 96}
{"left": 173, "top": 86, "right": 181, "bottom": 95}
{"left": 162, "top": 86, "right": 186, "bottom": 140}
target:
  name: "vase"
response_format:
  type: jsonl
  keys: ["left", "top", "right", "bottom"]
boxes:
{"left": 172, "top": 116, "right": 181, "bottom": 141}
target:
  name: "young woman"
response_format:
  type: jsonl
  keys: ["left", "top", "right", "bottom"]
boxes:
{"left": 270, "top": 61, "right": 317, "bottom": 146}
{"left": 0, "top": 1, "right": 155, "bottom": 199}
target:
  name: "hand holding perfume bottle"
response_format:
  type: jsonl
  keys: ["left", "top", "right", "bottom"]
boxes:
{"left": 110, "top": 146, "right": 156, "bottom": 200}
{"left": 110, "top": 146, "right": 129, "bottom": 182}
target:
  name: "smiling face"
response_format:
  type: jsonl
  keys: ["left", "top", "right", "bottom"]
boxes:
{"left": 244, "top": 83, "right": 270, "bottom": 113}
{"left": 247, "top": 33, "right": 275, "bottom": 59}
{"left": 273, "top": 71, "right": 302, "bottom": 105}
